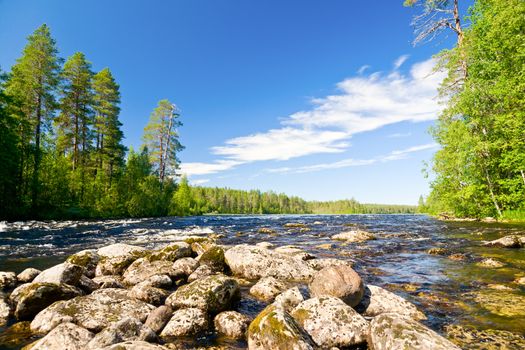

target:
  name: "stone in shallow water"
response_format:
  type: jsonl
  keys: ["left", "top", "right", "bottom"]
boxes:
{"left": 483, "top": 235, "right": 525, "bottom": 248}
{"left": 27, "top": 322, "right": 94, "bottom": 350}
{"left": 33, "top": 262, "right": 84, "bottom": 286}
{"left": 306, "top": 257, "right": 353, "bottom": 271}
{"left": 292, "top": 296, "right": 369, "bottom": 348}
{"left": 160, "top": 308, "right": 208, "bottom": 338}
{"left": 471, "top": 290, "right": 525, "bottom": 317}
{"left": 214, "top": 310, "right": 250, "bottom": 339}
{"left": 445, "top": 324, "right": 525, "bottom": 350}
{"left": 331, "top": 230, "right": 376, "bottom": 242}
{"left": 369, "top": 313, "right": 461, "bottom": 350}
{"left": 477, "top": 258, "right": 505, "bottom": 268}
{"left": 249, "top": 276, "right": 288, "bottom": 301}
{"left": 309, "top": 265, "right": 364, "bottom": 307}
{"left": 273, "top": 245, "right": 315, "bottom": 260}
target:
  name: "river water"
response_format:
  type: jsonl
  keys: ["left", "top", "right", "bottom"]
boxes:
{"left": 1, "top": 214, "right": 524, "bottom": 349}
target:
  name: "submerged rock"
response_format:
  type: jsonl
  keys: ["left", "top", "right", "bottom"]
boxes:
{"left": 247, "top": 304, "right": 314, "bottom": 350}
{"left": 445, "top": 324, "right": 525, "bottom": 350}
{"left": 331, "top": 230, "right": 376, "bottom": 242}
{"left": 26, "top": 322, "right": 94, "bottom": 350}
{"left": 274, "top": 287, "right": 305, "bottom": 313}
{"left": 249, "top": 277, "right": 288, "bottom": 301}
{"left": 0, "top": 271, "right": 18, "bottom": 290}
{"left": 309, "top": 265, "right": 364, "bottom": 307}
{"left": 292, "top": 296, "right": 369, "bottom": 348}
{"left": 160, "top": 308, "right": 208, "bottom": 338}
{"left": 427, "top": 247, "right": 448, "bottom": 255}
{"left": 144, "top": 305, "right": 172, "bottom": 334}
{"left": 87, "top": 317, "right": 156, "bottom": 349}
{"left": 483, "top": 235, "right": 525, "bottom": 248}
{"left": 214, "top": 311, "right": 250, "bottom": 339}
{"left": 16, "top": 268, "right": 41, "bottom": 284}
{"left": 477, "top": 258, "right": 505, "bottom": 268}
{"left": 224, "top": 244, "right": 316, "bottom": 281}
{"left": 369, "top": 313, "right": 461, "bottom": 350}
{"left": 471, "top": 290, "right": 525, "bottom": 317}
{"left": 355, "top": 284, "right": 426, "bottom": 320}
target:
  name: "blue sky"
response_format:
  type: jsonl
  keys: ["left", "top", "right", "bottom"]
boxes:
{"left": 0, "top": 0, "right": 468, "bottom": 204}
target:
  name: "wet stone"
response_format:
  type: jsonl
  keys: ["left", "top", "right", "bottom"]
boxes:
{"left": 309, "top": 265, "right": 364, "bottom": 307}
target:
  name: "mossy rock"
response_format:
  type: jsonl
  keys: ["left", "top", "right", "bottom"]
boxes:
{"left": 198, "top": 246, "right": 226, "bottom": 272}
{"left": 148, "top": 242, "right": 191, "bottom": 262}
{"left": 67, "top": 250, "right": 100, "bottom": 277}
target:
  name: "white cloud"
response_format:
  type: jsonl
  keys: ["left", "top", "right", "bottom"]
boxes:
{"left": 190, "top": 179, "right": 210, "bottom": 185}
{"left": 393, "top": 54, "right": 410, "bottom": 69}
{"left": 179, "top": 160, "right": 241, "bottom": 176}
{"left": 357, "top": 65, "right": 371, "bottom": 74}
{"left": 388, "top": 132, "right": 412, "bottom": 138}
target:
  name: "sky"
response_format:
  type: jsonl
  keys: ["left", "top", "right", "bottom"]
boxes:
{"left": 0, "top": 0, "right": 468, "bottom": 205}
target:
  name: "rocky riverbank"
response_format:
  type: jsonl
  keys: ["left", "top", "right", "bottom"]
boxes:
{"left": 0, "top": 231, "right": 466, "bottom": 350}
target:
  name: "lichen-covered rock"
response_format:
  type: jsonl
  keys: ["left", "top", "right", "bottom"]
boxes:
{"left": 306, "top": 258, "right": 353, "bottom": 271}
{"left": 26, "top": 322, "right": 94, "bottom": 350}
{"left": 160, "top": 308, "right": 208, "bottom": 338}
{"left": 224, "top": 244, "right": 316, "bottom": 281}
{"left": 477, "top": 258, "right": 505, "bottom": 268}
{"left": 309, "top": 265, "right": 364, "bottom": 307}
{"left": 355, "top": 285, "right": 426, "bottom": 320}
{"left": 214, "top": 311, "right": 250, "bottom": 339}
{"left": 172, "top": 257, "right": 199, "bottom": 276}
{"left": 291, "top": 296, "right": 369, "bottom": 348}
{"left": 98, "top": 341, "right": 168, "bottom": 350}
{"left": 96, "top": 255, "right": 142, "bottom": 276}
{"left": 30, "top": 288, "right": 155, "bottom": 334}
{"left": 148, "top": 242, "right": 192, "bottom": 262}
{"left": 143, "top": 274, "right": 172, "bottom": 289}
{"left": 0, "top": 271, "right": 18, "bottom": 290}
{"left": 17, "top": 268, "right": 41, "bottom": 283}
{"left": 165, "top": 274, "right": 239, "bottom": 313}
{"left": 483, "top": 235, "right": 525, "bottom": 248}
{"left": 67, "top": 250, "right": 100, "bottom": 278}
{"left": 123, "top": 258, "right": 180, "bottom": 286}
{"left": 247, "top": 304, "right": 314, "bottom": 350}
{"left": 187, "top": 264, "right": 215, "bottom": 283}
{"left": 144, "top": 305, "right": 172, "bottom": 334}
{"left": 369, "top": 313, "right": 461, "bottom": 350}
{"left": 10, "top": 282, "right": 82, "bottom": 320}
{"left": 33, "top": 262, "right": 84, "bottom": 286}
{"left": 97, "top": 243, "right": 147, "bottom": 258}
{"left": 87, "top": 317, "right": 156, "bottom": 349}
{"left": 274, "top": 287, "right": 304, "bottom": 313}
{"left": 249, "top": 277, "right": 288, "bottom": 301}
{"left": 129, "top": 281, "right": 170, "bottom": 306}
{"left": 189, "top": 238, "right": 216, "bottom": 256}
{"left": 444, "top": 324, "right": 525, "bottom": 350}
{"left": 0, "top": 297, "right": 11, "bottom": 325}
{"left": 331, "top": 230, "right": 376, "bottom": 242}
{"left": 92, "top": 275, "right": 124, "bottom": 289}
{"left": 274, "top": 246, "right": 314, "bottom": 260}
{"left": 78, "top": 275, "right": 99, "bottom": 294}
{"left": 198, "top": 246, "right": 227, "bottom": 272}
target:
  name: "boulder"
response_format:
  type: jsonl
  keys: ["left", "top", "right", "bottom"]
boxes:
{"left": 427, "top": 247, "right": 448, "bottom": 255}
{"left": 0, "top": 298, "right": 11, "bottom": 325}
{"left": 214, "top": 311, "right": 250, "bottom": 339}
{"left": 483, "top": 235, "right": 525, "bottom": 248}
{"left": 144, "top": 305, "right": 172, "bottom": 334}
{"left": 306, "top": 258, "right": 353, "bottom": 271}
{"left": 98, "top": 341, "right": 168, "bottom": 350}
{"left": 477, "top": 258, "right": 505, "bottom": 268}
{"left": 292, "top": 296, "right": 369, "bottom": 348}
{"left": 92, "top": 275, "right": 124, "bottom": 289}
{"left": 224, "top": 245, "right": 316, "bottom": 281}
{"left": 274, "top": 287, "right": 305, "bottom": 313}
{"left": 33, "top": 263, "right": 84, "bottom": 286}
{"left": 255, "top": 242, "right": 274, "bottom": 249}
{"left": 331, "top": 230, "right": 376, "bottom": 242}
{"left": 309, "top": 265, "right": 364, "bottom": 307}
{"left": 187, "top": 264, "right": 215, "bottom": 283}
{"left": 369, "top": 313, "right": 461, "bottom": 350}
{"left": 355, "top": 285, "right": 426, "bottom": 320}
{"left": 30, "top": 288, "right": 155, "bottom": 334}
{"left": 198, "top": 246, "right": 227, "bottom": 272}
{"left": 274, "top": 246, "right": 314, "bottom": 260}
{"left": 87, "top": 317, "right": 156, "bottom": 349}
{"left": 16, "top": 268, "right": 41, "bottom": 283}
{"left": 95, "top": 244, "right": 148, "bottom": 276}
{"left": 247, "top": 304, "right": 314, "bottom": 350}
{"left": 160, "top": 308, "right": 208, "bottom": 338}
{"left": 172, "top": 257, "right": 199, "bottom": 276}
{"left": 249, "top": 277, "right": 288, "bottom": 301}
{"left": 10, "top": 282, "right": 82, "bottom": 320}
{"left": 165, "top": 274, "right": 239, "bottom": 313}
{"left": 129, "top": 282, "right": 170, "bottom": 306}
{"left": 148, "top": 242, "right": 192, "bottom": 262}
{"left": 78, "top": 275, "right": 99, "bottom": 294}
{"left": 97, "top": 243, "right": 146, "bottom": 258}
{"left": 26, "top": 322, "right": 94, "bottom": 350}
{"left": 143, "top": 274, "right": 172, "bottom": 289}
{"left": 123, "top": 258, "right": 180, "bottom": 286}
{"left": 0, "top": 271, "right": 18, "bottom": 290}
{"left": 66, "top": 250, "right": 100, "bottom": 278}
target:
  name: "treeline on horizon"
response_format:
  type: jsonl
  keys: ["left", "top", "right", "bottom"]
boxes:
{"left": 0, "top": 24, "right": 415, "bottom": 221}
{"left": 409, "top": 0, "right": 525, "bottom": 220}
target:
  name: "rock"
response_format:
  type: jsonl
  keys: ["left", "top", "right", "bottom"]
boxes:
{"left": 93, "top": 275, "right": 124, "bottom": 289}
{"left": 66, "top": 249, "right": 100, "bottom": 278}
{"left": 471, "top": 289, "right": 525, "bottom": 317}
{"left": 78, "top": 275, "right": 99, "bottom": 293}
{"left": 96, "top": 255, "right": 141, "bottom": 276}
{"left": 444, "top": 324, "right": 525, "bottom": 350}
{"left": 214, "top": 311, "right": 250, "bottom": 339}
{"left": 123, "top": 258, "right": 180, "bottom": 286}
{"left": 148, "top": 242, "right": 192, "bottom": 262}
{"left": 97, "top": 243, "right": 147, "bottom": 258}
{"left": 284, "top": 223, "right": 308, "bottom": 228}
{"left": 309, "top": 265, "right": 364, "bottom": 307}
{"left": 160, "top": 308, "right": 208, "bottom": 338}
{"left": 165, "top": 274, "right": 239, "bottom": 313}
{"left": 0, "top": 297, "right": 11, "bottom": 325}
{"left": 98, "top": 341, "right": 168, "bottom": 350}
{"left": 188, "top": 238, "right": 216, "bottom": 256}
{"left": 483, "top": 235, "right": 525, "bottom": 248}
{"left": 427, "top": 247, "right": 447, "bottom": 255}
{"left": 355, "top": 284, "right": 426, "bottom": 320}
{"left": 257, "top": 227, "right": 276, "bottom": 234}
{"left": 249, "top": 277, "right": 288, "bottom": 301}
{"left": 292, "top": 296, "right": 369, "bottom": 348}
{"left": 87, "top": 317, "right": 156, "bottom": 349}
{"left": 274, "top": 287, "right": 305, "bottom": 313}
{"left": 27, "top": 322, "right": 94, "bottom": 350}
{"left": 0, "top": 271, "right": 18, "bottom": 290}
{"left": 306, "top": 258, "right": 353, "bottom": 271}
{"left": 255, "top": 242, "right": 274, "bottom": 249}
{"left": 30, "top": 288, "right": 155, "bottom": 334}
{"left": 144, "top": 305, "right": 173, "bottom": 334}
{"left": 187, "top": 264, "right": 215, "bottom": 283}
{"left": 515, "top": 276, "right": 525, "bottom": 285}
{"left": 274, "top": 245, "right": 315, "bottom": 260}
{"left": 247, "top": 304, "right": 314, "bottom": 350}
{"left": 17, "top": 268, "right": 41, "bottom": 284}
{"left": 143, "top": 274, "right": 172, "bottom": 289}
{"left": 172, "top": 257, "right": 199, "bottom": 276}
{"left": 448, "top": 253, "right": 466, "bottom": 261}
{"left": 224, "top": 244, "right": 316, "bottom": 281}
{"left": 198, "top": 246, "right": 227, "bottom": 272}
{"left": 315, "top": 243, "right": 336, "bottom": 250}
{"left": 369, "top": 313, "right": 461, "bottom": 350}
{"left": 129, "top": 281, "right": 170, "bottom": 306}
{"left": 331, "top": 230, "right": 376, "bottom": 242}
{"left": 10, "top": 282, "right": 82, "bottom": 320}
{"left": 477, "top": 257, "right": 505, "bottom": 268}
{"left": 33, "top": 263, "right": 84, "bottom": 286}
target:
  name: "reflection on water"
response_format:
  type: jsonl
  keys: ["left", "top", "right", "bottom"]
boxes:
{"left": 1, "top": 214, "right": 524, "bottom": 348}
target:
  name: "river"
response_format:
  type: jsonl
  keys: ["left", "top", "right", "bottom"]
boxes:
{"left": 1, "top": 214, "right": 524, "bottom": 349}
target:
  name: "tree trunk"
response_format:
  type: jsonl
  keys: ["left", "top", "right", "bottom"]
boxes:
{"left": 31, "top": 93, "right": 42, "bottom": 212}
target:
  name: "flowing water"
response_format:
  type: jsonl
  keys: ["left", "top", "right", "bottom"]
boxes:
{"left": 0, "top": 214, "right": 524, "bottom": 349}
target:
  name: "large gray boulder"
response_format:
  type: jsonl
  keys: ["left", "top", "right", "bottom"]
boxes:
{"left": 66, "top": 249, "right": 101, "bottom": 278}
{"left": 355, "top": 284, "right": 426, "bottom": 320}
{"left": 96, "top": 244, "right": 148, "bottom": 276}
{"left": 483, "top": 235, "right": 525, "bottom": 248}
{"left": 16, "top": 268, "right": 41, "bottom": 283}
{"left": 249, "top": 276, "right": 288, "bottom": 301}
{"left": 122, "top": 258, "right": 180, "bottom": 286}
{"left": 165, "top": 274, "right": 239, "bottom": 313}
{"left": 148, "top": 242, "right": 192, "bottom": 262}
{"left": 32, "top": 262, "right": 84, "bottom": 286}
{"left": 159, "top": 308, "right": 208, "bottom": 338}
{"left": 291, "top": 296, "right": 369, "bottom": 348}
{"left": 247, "top": 304, "right": 314, "bottom": 350}
{"left": 171, "top": 257, "right": 199, "bottom": 276}
{"left": 214, "top": 311, "right": 250, "bottom": 339}
{"left": 274, "top": 287, "right": 305, "bottom": 313}
{"left": 10, "top": 282, "right": 82, "bottom": 320}
{"left": 30, "top": 288, "right": 155, "bottom": 334}
{"left": 128, "top": 281, "right": 170, "bottom": 306}
{"left": 26, "top": 322, "right": 94, "bottom": 350}
{"left": 309, "top": 265, "right": 364, "bottom": 307}
{"left": 97, "top": 243, "right": 147, "bottom": 258}
{"left": 87, "top": 317, "right": 156, "bottom": 349}
{"left": 225, "top": 245, "right": 316, "bottom": 281}
{"left": 369, "top": 313, "right": 461, "bottom": 350}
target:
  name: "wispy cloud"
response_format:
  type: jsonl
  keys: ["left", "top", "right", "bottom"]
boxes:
{"left": 388, "top": 132, "right": 412, "bottom": 138}
{"left": 393, "top": 54, "right": 410, "bottom": 69}
{"left": 357, "top": 65, "right": 371, "bottom": 74}
{"left": 179, "top": 160, "right": 241, "bottom": 176}
{"left": 190, "top": 178, "right": 210, "bottom": 185}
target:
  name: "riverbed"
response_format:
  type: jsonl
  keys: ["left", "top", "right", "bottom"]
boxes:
{"left": 1, "top": 214, "right": 524, "bottom": 349}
